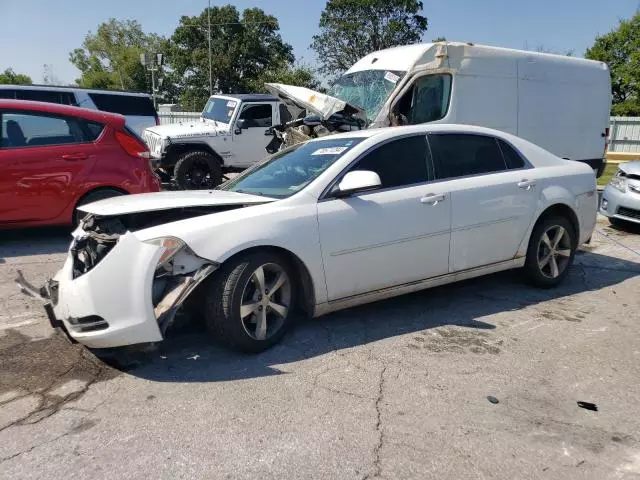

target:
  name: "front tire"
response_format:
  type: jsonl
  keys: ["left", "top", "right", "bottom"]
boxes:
{"left": 204, "top": 252, "right": 296, "bottom": 353}
{"left": 524, "top": 215, "right": 577, "bottom": 288}
{"left": 174, "top": 150, "right": 222, "bottom": 190}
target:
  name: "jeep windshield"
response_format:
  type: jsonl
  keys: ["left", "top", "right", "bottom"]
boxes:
{"left": 220, "top": 137, "right": 364, "bottom": 199}
{"left": 327, "top": 70, "right": 406, "bottom": 122}
{"left": 202, "top": 97, "right": 238, "bottom": 124}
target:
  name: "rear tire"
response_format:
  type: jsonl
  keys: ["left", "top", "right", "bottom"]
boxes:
{"left": 203, "top": 251, "right": 296, "bottom": 353}
{"left": 524, "top": 215, "right": 577, "bottom": 288}
{"left": 73, "top": 188, "right": 125, "bottom": 226}
{"left": 174, "top": 151, "right": 222, "bottom": 190}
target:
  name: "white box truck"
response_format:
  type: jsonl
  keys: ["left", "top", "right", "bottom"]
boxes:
{"left": 266, "top": 41, "right": 612, "bottom": 176}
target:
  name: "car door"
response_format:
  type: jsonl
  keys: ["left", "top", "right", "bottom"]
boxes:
{"left": 0, "top": 109, "right": 97, "bottom": 223}
{"left": 230, "top": 103, "right": 275, "bottom": 167}
{"left": 317, "top": 135, "right": 451, "bottom": 301}
{"left": 428, "top": 132, "right": 539, "bottom": 272}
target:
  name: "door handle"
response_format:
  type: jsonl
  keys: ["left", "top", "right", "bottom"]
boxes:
{"left": 62, "top": 153, "right": 87, "bottom": 161}
{"left": 420, "top": 193, "right": 446, "bottom": 205}
{"left": 517, "top": 179, "right": 536, "bottom": 190}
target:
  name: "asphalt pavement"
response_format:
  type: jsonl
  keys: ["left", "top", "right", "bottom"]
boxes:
{"left": 1, "top": 218, "right": 640, "bottom": 479}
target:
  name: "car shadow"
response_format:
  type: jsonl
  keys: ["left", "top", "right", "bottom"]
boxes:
{"left": 0, "top": 227, "right": 70, "bottom": 259}
{"left": 102, "top": 249, "right": 639, "bottom": 383}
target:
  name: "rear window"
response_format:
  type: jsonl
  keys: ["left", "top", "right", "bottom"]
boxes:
{"left": 88, "top": 93, "right": 157, "bottom": 117}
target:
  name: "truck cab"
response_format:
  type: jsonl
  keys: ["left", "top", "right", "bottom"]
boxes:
{"left": 142, "top": 94, "right": 285, "bottom": 189}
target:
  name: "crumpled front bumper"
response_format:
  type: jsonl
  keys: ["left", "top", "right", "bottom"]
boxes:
{"left": 50, "top": 232, "right": 165, "bottom": 348}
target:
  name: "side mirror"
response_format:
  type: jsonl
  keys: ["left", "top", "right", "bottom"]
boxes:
{"left": 234, "top": 119, "right": 245, "bottom": 134}
{"left": 334, "top": 170, "right": 382, "bottom": 197}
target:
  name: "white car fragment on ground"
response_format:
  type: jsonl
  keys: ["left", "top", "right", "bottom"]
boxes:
{"left": 30, "top": 124, "right": 598, "bottom": 352}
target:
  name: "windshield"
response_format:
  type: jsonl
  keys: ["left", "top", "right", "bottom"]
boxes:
{"left": 202, "top": 97, "right": 238, "bottom": 124}
{"left": 327, "top": 70, "right": 406, "bottom": 122}
{"left": 221, "top": 138, "right": 365, "bottom": 199}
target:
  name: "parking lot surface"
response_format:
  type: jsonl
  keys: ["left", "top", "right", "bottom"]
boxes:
{"left": 1, "top": 218, "right": 640, "bottom": 479}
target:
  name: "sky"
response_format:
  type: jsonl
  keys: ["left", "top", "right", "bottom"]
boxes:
{"left": 0, "top": 0, "right": 638, "bottom": 85}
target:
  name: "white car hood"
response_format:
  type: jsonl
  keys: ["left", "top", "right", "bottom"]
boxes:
{"left": 265, "top": 83, "right": 366, "bottom": 122}
{"left": 79, "top": 191, "right": 275, "bottom": 216}
{"left": 144, "top": 121, "right": 229, "bottom": 139}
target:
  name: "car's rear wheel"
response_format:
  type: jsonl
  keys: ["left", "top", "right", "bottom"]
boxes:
{"left": 204, "top": 251, "right": 296, "bottom": 352}
{"left": 73, "top": 188, "right": 125, "bottom": 226}
{"left": 524, "top": 215, "right": 576, "bottom": 288}
{"left": 174, "top": 151, "right": 222, "bottom": 190}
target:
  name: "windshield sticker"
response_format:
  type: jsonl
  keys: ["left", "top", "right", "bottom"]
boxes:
{"left": 226, "top": 100, "right": 237, "bottom": 107}
{"left": 384, "top": 71, "right": 400, "bottom": 84}
{"left": 311, "top": 146, "right": 349, "bottom": 156}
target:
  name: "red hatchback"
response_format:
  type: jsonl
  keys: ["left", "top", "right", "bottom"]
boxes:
{"left": 0, "top": 100, "right": 160, "bottom": 228}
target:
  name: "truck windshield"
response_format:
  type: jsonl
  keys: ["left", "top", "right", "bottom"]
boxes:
{"left": 220, "top": 137, "right": 364, "bottom": 199}
{"left": 202, "top": 97, "right": 238, "bottom": 124}
{"left": 327, "top": 70, "right": 406, "bottom": 122}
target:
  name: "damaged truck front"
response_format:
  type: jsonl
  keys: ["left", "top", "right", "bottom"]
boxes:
{"left": 19, "top": 192, "right": 274, "bottom": 348}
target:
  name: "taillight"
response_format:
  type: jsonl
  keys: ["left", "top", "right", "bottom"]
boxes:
{"left": 604, "top": 127, "right": 610, "bottom": 155}
{"left": 115, "top": 130, "right": 151, "bottom": 159}
{"left": 155, "top": 115, "right": 160, "bottom": 126}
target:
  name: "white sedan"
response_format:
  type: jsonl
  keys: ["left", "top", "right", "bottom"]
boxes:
{"left": 37, "top": 124, "right": 598, "bottom": 352}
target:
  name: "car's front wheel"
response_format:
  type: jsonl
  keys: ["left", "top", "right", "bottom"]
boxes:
{"left": 204, "top": 251, "right": 296, "bottom": 352}
{"left": 524, "top": 215, "right": 577, "bottom": 288}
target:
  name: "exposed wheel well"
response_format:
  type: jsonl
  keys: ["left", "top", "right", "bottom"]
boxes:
{"left": 223, "top": 246, "right": 316, "bottom": 316}
{"left": 72, "top": 186, "right": 128, "bottom": 225}
{"left": 534, "top": 204, "right": 580, "bottom": 240}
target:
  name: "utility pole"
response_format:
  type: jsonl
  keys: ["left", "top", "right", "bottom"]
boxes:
{"left": 208, "top": 0, "right": 213, "bottom": 96}
{"left": 140, "top": 52, "right": 164, "bottom": 108}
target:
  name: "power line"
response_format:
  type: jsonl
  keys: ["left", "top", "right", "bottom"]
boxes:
{"left": 177, "top": 20, "right": 278, "bottom": 28}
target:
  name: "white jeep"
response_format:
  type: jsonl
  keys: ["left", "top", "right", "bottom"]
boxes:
{"left": 142, "top": 94, "right": 292, "bottom": 189}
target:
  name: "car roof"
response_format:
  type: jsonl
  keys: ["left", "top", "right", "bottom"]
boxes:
{"left": 213, "top": 94, "right": 279, "bottom": 102}
{"left": 0, "top": 83, "right": 151, "bottom": 98}
{"left": 0, "top": 99, "right": 125, "bottom": 125}
{"left": 309, "top": 123, "right": 517, "bottom": 141}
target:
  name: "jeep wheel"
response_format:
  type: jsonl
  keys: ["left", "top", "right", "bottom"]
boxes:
{"left": 174, "top": 151, "right": 222, "bottom": 190}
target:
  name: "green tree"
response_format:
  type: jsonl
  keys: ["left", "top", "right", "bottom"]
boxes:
{"left": 586, "top": 12, "right": 640, "bottom": 116}
{"left": 311, "top": 0, "right": 428, "bottom": 77}
{"left": 0, "top": 68, "right": 32, "bottom": 85}
{"left": 70, "top": 19, "right": 167, "bottom": 92}
{"left": 168, "top": 5, "right": 298, "bottom": 109}
{"left": 247, "top": 63, "right": 322, "bottom": 92}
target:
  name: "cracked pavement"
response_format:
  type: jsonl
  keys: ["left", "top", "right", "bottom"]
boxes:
{"left": 1, "top": 218, "right": 640, "bottom": 479}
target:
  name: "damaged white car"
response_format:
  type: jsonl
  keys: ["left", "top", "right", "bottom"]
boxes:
{"left": 21, "top": 124, "right": 597, "bottom": 353}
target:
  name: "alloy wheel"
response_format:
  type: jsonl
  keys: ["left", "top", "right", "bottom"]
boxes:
{"left": 239, "top": 263, "right": 292, "bottom": 341}
{"left": 537, "top": 225, "right": 572, "bottom": 279}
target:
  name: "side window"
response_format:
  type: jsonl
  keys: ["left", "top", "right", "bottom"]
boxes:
{"left": 394, "top": 74, "right": 452, "bottom": 125}
{"left": 0, "top": 89, "right": 17, "bottom": 99}
{"left": 88, "top": 93, "right": 156, "bottom": 116}
{"left": 497, "top": 139, "right": 526, "bottom": 169}
{"left": 348, "top": 136, "right": 430, "bottom": 189}
{"left": 83, "top": 121, "right": 105, "bottom": 141}
{"left": 15, "top": 90, "right": 62, "bottom": 103}
{"left": 239, "top": 104, "right": 273, "bottom": 128}
{"left": 429, "top": 133, "right": 506, "bottom": 180}
{"left": 1, "top": 111, "right": 89, "bottom": 149}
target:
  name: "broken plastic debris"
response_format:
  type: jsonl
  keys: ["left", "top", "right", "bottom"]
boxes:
{"left": 487, "top": 396, "right": 499, "bottom": 404}
{"left": 187, "top": 354, "right": 200, "bottom": 360}
{"left": 577, "top": 401, "right": 598, "bottom": 411}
